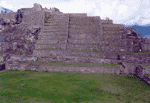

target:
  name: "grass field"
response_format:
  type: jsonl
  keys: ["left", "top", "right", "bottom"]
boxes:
{"left": 0, "top": 67, "right": 150, "bottom": 103}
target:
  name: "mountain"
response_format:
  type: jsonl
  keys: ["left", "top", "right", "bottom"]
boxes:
{"left": 124, "top": 24, "right": 150, "bottom": 39}
{"left": 0, "top": 6, "right": 14, "bottom": 13}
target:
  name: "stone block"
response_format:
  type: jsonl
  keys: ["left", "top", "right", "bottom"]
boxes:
{"left": 19, "top": 63, "right": 29, "bottom": 71}
{"left": 118, "top": 62, "right": 138, "bottom": 76}
{"left": 25, "top": 65, "right": 40, "bottom": 71}
{"left": 141, "top": 43, "right": 150, "bottom": 52}
{"left": 33, "top": 3, "right": 43, "bottom": 12}
{"left": 135, "top": 65, "right": 147, "bottom": 78}
{"left": 5, "top": 61, "right": 40, "bottom": 71}
{"left": 0, "top": 53, "right": 10, "bottom": 62}
{"left": 5, "top": 61, "right": 20, "bottom": 70}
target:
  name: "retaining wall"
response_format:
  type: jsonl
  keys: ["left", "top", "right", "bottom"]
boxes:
{"left": 33, "top": 49, "right": 150, "bottom": 64}
{"left": 4, "top": 61, "right": 150, "bottom": 77}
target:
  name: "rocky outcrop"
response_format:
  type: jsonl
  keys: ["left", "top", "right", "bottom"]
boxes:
{"left": 0, "top": 3, "right": 43, "bottom": 66}
{"left": 135, "top": 65, "right": 150, "bottom": 86}
{"left": 0, "top": 19, "right": 41, "bottom": 55}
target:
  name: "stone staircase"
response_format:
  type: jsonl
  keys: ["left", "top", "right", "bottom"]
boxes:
{"left": 33, "top": 13, "right": 150, "bottom": 65}
{"left": 33, "top": 14, "right": 125, "bottom": 64}
{"left": 33, "top": 13, "right": 69, "bottom": 61}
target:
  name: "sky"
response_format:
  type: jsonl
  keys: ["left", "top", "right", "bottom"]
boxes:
{"left": 0, "top": 0, "right": 150, "bottom": 38}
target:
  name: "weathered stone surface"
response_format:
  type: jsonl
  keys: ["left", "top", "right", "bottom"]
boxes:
{"left": 5, "top": 61, "right": 39, "bottom": 71}
{"left": 7, "top": 55, "right": 37, "bottom": 62}
{"left": 0, "top": 53, "right": 10, "bottom": 62}
{"left": 33, "top": 3, "right": 43, "bottom": 12}
{"left": 117, "top": 62, "right": 150, "bottom": 85}
{"left": 117, "top": 62, "right": 138, "bottom": 76}
{"left": 135, "top": 65, "right": 150, "bottom": 85}
{"left": 135, "top": 65, "right": 146, "bottom": 78}
{"left": 0, "top": 19, "right": 41, "bottom": 55}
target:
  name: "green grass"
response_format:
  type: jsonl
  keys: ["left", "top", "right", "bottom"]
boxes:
{"left": 45, "top": 22, "right": 51, "bottom": 23}
{"left": 0, "top": 69, "right": 150, "bottom": 103}
{"left": 44, "top": 25, "right": 51, "bottom": 26}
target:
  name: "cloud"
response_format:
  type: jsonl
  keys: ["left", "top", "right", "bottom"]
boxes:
{"left": 0, "top": 0, "right": 149, "bottom": 25}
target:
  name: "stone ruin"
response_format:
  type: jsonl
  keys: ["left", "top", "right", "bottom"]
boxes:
{"left": 0, "top": 3, "right": 150, "bottom": 86}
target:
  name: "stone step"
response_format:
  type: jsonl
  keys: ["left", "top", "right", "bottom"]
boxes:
{"left": 42, "top": 31, "right": 68, "bottom": 34}
{"left": 35, "top": 44, "right": 131, "bottom": 52}
{"left": 5, "top": 61, "right": 122, "bottom": 75}
{"left": 52, "top": 55, "right": 122, "bottom": 64}
{"left": 4, "top": 60, "right": 150, "bottom": 79}
{"left": 68, "top": 32, "right": 126, "bottom": 40}
{"left": 37, "top": 34, "right": 129, "bottom": 45}
{"left": 68, "top": 29, "right": 100, "bottom": 34}
{"left": 69, "top": 16, "right": 96, "bottom": 22}
{"left": 67, "top": 38, "right": 130, "bottom": 46}
{"left": 66, "top": 44, "right": 130, "bottom": 52}
{"left": 38, "top": 36, "right": 68, "bottom": 40}
{"left": 36, "top": 38, "right": 68, "bottom": 44}
{"left": 44, "top": 23, "right": 59, "bottom": 26}
{"left": 103, "top": 30, "right": 125, "bottom": 34}
{"left": 38, "top": 34, "right": 68, "bottom": 39}
{"left": 35, "top": 44, "right": 67, "bottom": 50}
{"left": 45, "top": 22, "right": 69, "bottom": 25}
{"left": 68, "top": 28, "right": 124, "bottom": 34}
{"left": 43, "top": 25, "right": 68, "bottom": 29}
{"left": 33, "top": 49, "right": 150, "bottom": 64}
{"left": 102, "top": 27, "right": 125, "bottom": 31}
{"left": 43, "top": 28, "right": 67, "bottom": 32}
{"left": 46, "top": 17, "right": 69, "bottom": 23}
{"left": 33, "top": 49, "right": 124, "bottom": 59}
{"left": 102, "top": 24, "right": 125, "bottom": 28}
{"left": 39, "top": 32, "right": 68, "bottom": 36}
{"left": 69, "top": 24, "right": 99, "bottom": 29}
{"left": 68, "top": 27, "right": 100, "bottom": 33}
{"left": 55, "top": 55, "right": 123, "bottom": 65}
{"left": 69, "top": 21, "right": 100, "bottom": 26}
{"left": 68, "top": 32, "right": 126, "bottom": 38}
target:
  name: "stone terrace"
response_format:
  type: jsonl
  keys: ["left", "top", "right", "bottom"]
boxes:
{"left": 33, "top": 13, "right": 150, "bottom": 64}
